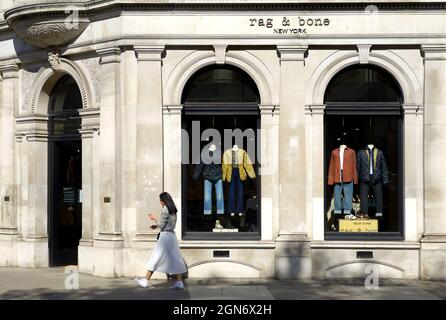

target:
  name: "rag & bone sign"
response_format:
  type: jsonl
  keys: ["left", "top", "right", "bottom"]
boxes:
{"left": 249, "top": 16, "right": 330, "bottom": 34}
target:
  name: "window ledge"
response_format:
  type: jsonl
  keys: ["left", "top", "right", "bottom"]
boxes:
{"left": 179, "top": 240, "right": 275, "bottom": 249}
{"left": 311, "top": 241, "right": 421, "bottom": 250}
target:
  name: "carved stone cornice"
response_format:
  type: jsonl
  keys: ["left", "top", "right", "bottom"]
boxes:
{"left": 5, "top": 6, "right": 89, "bottom": 49}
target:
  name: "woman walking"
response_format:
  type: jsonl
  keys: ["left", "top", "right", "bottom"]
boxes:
{"left": 135, "top": 192, "right": 187, "bottom": 289}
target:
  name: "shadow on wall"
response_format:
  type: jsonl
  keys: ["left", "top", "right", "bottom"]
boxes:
{"left": 275, "top": 241, "right": 310, "bottom": 279}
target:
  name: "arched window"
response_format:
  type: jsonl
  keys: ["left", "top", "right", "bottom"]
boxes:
{"left": 182, "top": 65, "right": 260, "bottom": 104}
{"left": 49, "top": 75, "right": 82, "bottom": 137}
{"left": 182, "top": 65, "right": 261, "bottom": 240}
{"left": 324, "top": 65, "right": 403, "bottom": 239}
{"left": 324, "top": 64, "right": 402, "bottom": 104}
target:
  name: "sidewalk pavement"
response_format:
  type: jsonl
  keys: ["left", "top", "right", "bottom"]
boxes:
{"left": 1, "top": 267, "right": 445, "bottom": 300}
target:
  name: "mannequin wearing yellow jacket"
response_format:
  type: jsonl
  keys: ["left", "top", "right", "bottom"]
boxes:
{"left": 222, "top": 145, "right": 256, "bottom": 214}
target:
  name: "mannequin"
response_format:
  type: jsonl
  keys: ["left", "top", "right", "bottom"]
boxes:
{"left": 193, "top": 144, "right": 224, "bottom": 216}
{"left": 357, "top": 144, "right": 389, "bottom": 219}
{"left": 222, "top": 144, "right": 256, "bottom": 218}
{"left": 328, "top": 144, "right": 358, "bottom": 220}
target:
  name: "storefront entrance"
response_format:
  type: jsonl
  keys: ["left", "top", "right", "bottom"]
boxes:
{"left": 48, "top": 75, "right": 83, "bottom": 266}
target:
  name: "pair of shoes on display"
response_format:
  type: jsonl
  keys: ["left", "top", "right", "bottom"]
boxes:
{"left": 135, "top": 277, "right": 151, "bottom": 288}
{"left": 170, "top": 281, "right": 184, "bottom": 290}
{"left": 345, "top": 214, "right": 357, "bottom": 220}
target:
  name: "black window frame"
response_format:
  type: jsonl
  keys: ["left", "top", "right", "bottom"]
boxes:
{"left": 323, "top": 65, "right": 405, "bottom": 241}
{"left": 181, "top": 103, "right": 262, "bottom": 241}
{"left": 47, "top": 75, "right": 83, "bottom": 267}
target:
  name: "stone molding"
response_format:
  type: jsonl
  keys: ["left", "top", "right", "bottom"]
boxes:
{"left": 305, "top": 50, "right": 423, "bottom": 106}
{"left": 277, "top": 45, "right": 308, "bottom": 62}
{"left": 79, "top": 108, "right": 100, "bottom": 138}
{"left": 164, "top": 50, "right": 278, "bottom": 106}
{"left": 162, "top": 105, "right": 183, "bottom": 115}
{"left": 305, "top": 104, "right": 326, "bottom": 116}
{"left": 0, "top": 64, "right": 19, "bottom": 79}
{"left": 97, "top": 47, "right": 121, "bottom": 65}
{"left": 403, "top": 104, "right": 423, "bottom": 115}
{"left": 30, "top": 57, "right": 96, "bottom": 113}
{"left": 134, "top": 45, "right": 165, "bottom": 61}
{"left": 421, "top": 44, "right": 446, "bottom": 60}
{"left": 259, "top": 104, "right": 279, "bottom": 116}
{"left": 15, "top": 114, "right": 49, "bottom": 142}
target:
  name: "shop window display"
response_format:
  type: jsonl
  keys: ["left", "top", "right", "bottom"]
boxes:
{"left": 324, "top": 65, "right": 403, "bottom": 238}
{"left": 181, "top": 65, "right": 261, "bottom": 239}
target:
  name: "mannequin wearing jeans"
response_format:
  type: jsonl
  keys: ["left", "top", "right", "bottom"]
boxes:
{"left": 222, "top": 145, "right": 256, "bottom": 215}
{"left": 356, "top": 144, "right": 389, "bottom": 218}
{"left": 193, "top": 144, "right": 224, "bottom": 215}
{"left": 228, "top": 167, "right": 244, "bottom": 214}
{"left": 328, "top": 145, "right": 358, "bottom": 219}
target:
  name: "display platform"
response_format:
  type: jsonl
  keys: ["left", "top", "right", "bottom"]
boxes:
{"left": 339, "top": 219, "right": 378, "bottom": 232}
{"left": 212, "top": 228, "right": 239, "bottom": 232}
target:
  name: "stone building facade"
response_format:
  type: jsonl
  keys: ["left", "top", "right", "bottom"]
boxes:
{"left": 0, "top": 0, "right": 445, "bottom": 279}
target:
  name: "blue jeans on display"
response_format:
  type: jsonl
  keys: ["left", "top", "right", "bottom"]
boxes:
{"left": 204, "top": 179, "right": 224, "bottom": 215}
{"left": 227, "top": 168, "right": 244, "bottom": 214}
{"left": 334, "top": 181, "right": 353, "bottom": 214}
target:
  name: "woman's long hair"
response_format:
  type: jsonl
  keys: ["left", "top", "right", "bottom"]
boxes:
{"left": 159, "top": 192, "right": 177, "bottom": 215}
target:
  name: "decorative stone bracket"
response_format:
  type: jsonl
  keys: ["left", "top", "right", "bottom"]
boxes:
{"left": 357, "top": 44, "right": 372, "bottom": 64}
{"left": 5, "top": 4, "right": 89, "bottom": 49}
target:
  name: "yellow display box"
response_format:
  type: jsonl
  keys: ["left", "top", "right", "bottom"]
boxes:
{"left": 339, "top": 219, "right": 378, "bottom": 233}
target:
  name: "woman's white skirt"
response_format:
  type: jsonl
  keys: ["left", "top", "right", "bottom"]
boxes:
{"left": 146, "top": 231, "right": 187, "bottom": 275}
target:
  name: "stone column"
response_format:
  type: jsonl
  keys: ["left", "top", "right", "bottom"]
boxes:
{"left": 79, "top": 108, "right": 100, "bottom": 244}
{"left": 402, "top": 104, "right": 424, "bottom": 242}
{"left": 259, "top": 105, "right": 280, "bottom": 241}
{"left": 15, "top": 115, "right": 49, "bottom": 267}
{"left": 275, "top": 45, "right": 311, "bottom": 279}
{"left": 133, "top": 46, "right": 165, "bottom": 241}
{"left": 163, "top": 105, "right": 183, "bottom": 239}
{"left": 0, "top": 65, "right": 19, "bottom": 266}
{"left": 421, "top": 44, "right": 446, "bottom": 279}
{"left": 306, "top": 105, "right": 326, "bottom": 241}
{"left": 0, "top": 65, "right": 18, "bottom": 236}
{"left": 94, "top": 47, "right": 123, "bottom": 277}
{"left": 96, "top": 47, "right": 123, "bottom": 241}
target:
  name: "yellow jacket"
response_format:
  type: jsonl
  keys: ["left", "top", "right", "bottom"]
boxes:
{"left": 222, "top": 148, "right": 256, "bottom": 182}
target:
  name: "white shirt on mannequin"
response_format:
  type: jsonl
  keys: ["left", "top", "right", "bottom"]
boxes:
{"left": 368, "top": 144, "right": 374, "bottom": 175}
{"left": 340, "top": 144, "right": 347, "bottom": 181}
